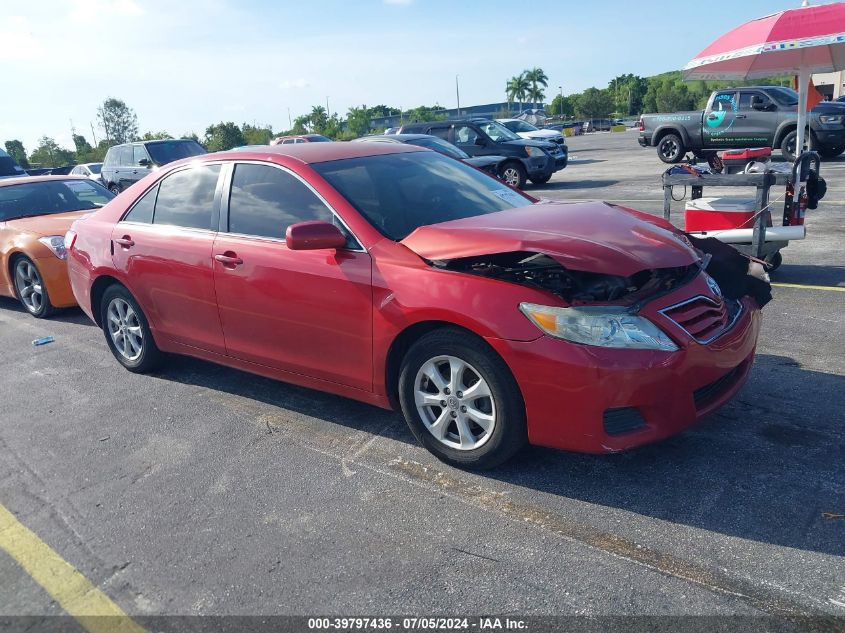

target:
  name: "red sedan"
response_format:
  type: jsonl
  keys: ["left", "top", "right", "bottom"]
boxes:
{"left": 66, "top": 143, "right": 760, "bottom": 468}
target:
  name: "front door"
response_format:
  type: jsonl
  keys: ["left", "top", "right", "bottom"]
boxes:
{"left": 703, "top": 90, "right": 739, "bottom": 149}
{"left": 212, "top": 162, "right": 373, "bottom": 391}
{"left": 111, "top": 163, "right": 226, "bottom": 353}
{"left": 735, "top": 90, "right": 776, "bottom": 147}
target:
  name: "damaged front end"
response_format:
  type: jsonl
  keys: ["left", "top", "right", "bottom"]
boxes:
{"left": 432, "top": 251, "right": 700, "bottom": 306}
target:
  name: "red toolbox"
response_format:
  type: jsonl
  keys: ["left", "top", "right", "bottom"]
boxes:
{"left": 719, "top": 147, "right": 772, "bottom": 174}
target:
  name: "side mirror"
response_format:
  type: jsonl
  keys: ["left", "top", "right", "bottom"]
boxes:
{"left": 138, "top": 158, "right": 151, "bottom": 167}
{"left": 285, "top": 221, "right": 347, "bottom": 251}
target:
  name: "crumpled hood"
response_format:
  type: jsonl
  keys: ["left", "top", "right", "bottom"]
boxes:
{"left": 400, "top": 201, "right": 698, "bottom": 277}
{"left": 5, "top": 210, "right": 91, "bottom": 237}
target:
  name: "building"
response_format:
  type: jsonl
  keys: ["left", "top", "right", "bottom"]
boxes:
{"left": 813, "top": 71, "right": 845, "bottom": 99}
{"left": 369, "top": 101, "right": 545, "bottom": 130}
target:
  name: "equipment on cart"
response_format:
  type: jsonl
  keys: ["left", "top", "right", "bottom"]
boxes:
{"left": 662, "top": 152, "right": 823, "bottom": 272}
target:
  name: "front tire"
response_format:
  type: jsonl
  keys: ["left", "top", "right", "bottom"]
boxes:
{"left": 500, "top": 162, "right": 527, "bottom": 189}
{"left": 13, "top": 256, "right": 55, "bottom": 318}
{"left": 657, "top": 133, "right": 685, "bottom": 163}
{"left": 818, "top": 145, "right": 844, "bottom": 160}
{"left": 398, "top": 329, "right": 527, "bottom": 469}
{"left": 529, "top": 174, "right": 552, "bottom": 185}
{"left": 100, "top": 285, "right": 163, "bottom": 373}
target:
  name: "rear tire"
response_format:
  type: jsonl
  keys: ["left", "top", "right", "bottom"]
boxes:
{"left": 109, "top": 184, "right": 121, "bottom": 196}
{"left": 100, "top": 284, "right": 163, "bottom": 373}
{"left": 398, "top": 328, "right": 527, "bottom": 469}
{"left": 657, "top": 133, "right": 685, "bottom": 163}
{"left": 499, "top": 162, "right": 527, "bottom": 189}
{"left": 764, "top": 251, "right": 783, "bottom": 272}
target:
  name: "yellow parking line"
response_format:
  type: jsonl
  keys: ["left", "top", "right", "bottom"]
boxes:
{"left": 0, "top": 504, "right": 146, "bottom": 633}
{"left": 772, "top": 282, "right": 845, "bottom": 292}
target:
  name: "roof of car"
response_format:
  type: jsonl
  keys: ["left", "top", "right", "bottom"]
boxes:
{"left": 208, "top": 141, "right": 424, "bottom": 164}
{"left": 355, "top": 134, "right": 431, "bottom": 142}
{"left": 0, "top": 175, "right": 92, "bottom": 188}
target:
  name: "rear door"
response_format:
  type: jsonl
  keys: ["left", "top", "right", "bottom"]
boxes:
{"left": 117, "top": 146, "right": 136, "bottom": 190}
{"left": 110, "top": 163, "right": 226, "bottom": 353}
{"left": 211, "top": 161, "right": 373, "bottom": 390}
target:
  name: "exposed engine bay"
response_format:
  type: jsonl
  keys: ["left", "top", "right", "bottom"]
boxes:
{"left": 432, "top": 251, "right": 699, "bottom": 305}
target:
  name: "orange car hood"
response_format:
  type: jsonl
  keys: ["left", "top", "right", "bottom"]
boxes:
{"left": 4, "top": 211, "right": 91, "bottom": 238}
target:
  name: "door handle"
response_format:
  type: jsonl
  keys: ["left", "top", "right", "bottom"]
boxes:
{"left": 114, "top": 236, "right": 134, "bottom": 248}
{"left": 214, "top": 253, "right": 243, "bottom": 267}
{"left": 707, "top": 113, "right": 718, "bottom": 120}
{"left": 736, "top": 114, "right": 747, "bottom": 119}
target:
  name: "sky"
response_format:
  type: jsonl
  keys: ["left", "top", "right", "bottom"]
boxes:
{"left": 0, "top": 0, "right": 820, "bottom": 153}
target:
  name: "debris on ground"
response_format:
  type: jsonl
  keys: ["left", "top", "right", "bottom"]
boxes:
{"left": 31, "top": 337, "right": 55, "bottom": 347}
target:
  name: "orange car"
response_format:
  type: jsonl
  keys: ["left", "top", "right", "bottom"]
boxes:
{"left": 0, "top": 176, "right": 114, "bottom": 317}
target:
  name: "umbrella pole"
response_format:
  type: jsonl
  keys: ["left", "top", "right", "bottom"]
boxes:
{"left": 796, "top": 64, "right": 809, "bottom": 157}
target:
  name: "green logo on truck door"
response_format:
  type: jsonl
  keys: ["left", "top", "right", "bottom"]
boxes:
{"left": 705, "top": 94, "right": 737, "bottom": 137}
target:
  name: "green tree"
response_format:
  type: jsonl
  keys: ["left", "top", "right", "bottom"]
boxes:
{"left": 346, "top": 105, "right": 372, "bottom": 137}
{"left": 309, "top": 106, "right": 329, "bottom": 134}
{"left": 403, "top": 105, "right": 446, "bottom": 123}
{"left": 29, "top": 137, "right": 76, "bottom": 167}
{"left": 97, "top": 97, "right": 138, "bottom": 144}
{"left": 549, "top": 94, "right": 574, "bottom": 118}
{"left": 181, "top": 132, "right": 200, "bottom": 143}
{"left": 4, "top": 140, "right": 30, "bottom": 168}
{"left": 140, "top": 131, "right": 171, "bottom": 141}
{"left": 291, "top": 115, "right": 310, "bottom": 135}
{"left": 204, "top": 122, "right": 245, "bottom": 151}
{"left": 574, "top": 88, "right": 614, "bottom": 118}
{"left": 525, "top": 67, "right": 548, "bottom": 106}
{"left": 506, "top": 73, "right": 530, "bottom": 113}
{"left": 242, "top": 124, "right": 273, "bottom": 145}
{"left": 368, "top": 105, "right": 400, "bottom": 118}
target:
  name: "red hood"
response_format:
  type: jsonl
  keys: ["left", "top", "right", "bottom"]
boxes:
{"left": 400, "top": 202, "right": 696, "bottom": 277}
{"left": 5, "top": 210, "right": 91, "bottom": 238}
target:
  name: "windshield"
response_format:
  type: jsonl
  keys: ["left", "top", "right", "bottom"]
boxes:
{"left": 408, "top": 136, "right": 468, "bottom": 160}
{"left": 312, "top": 151, "right": 531, "bottom": 240}
{"left": 146, "top": 140, "right": 207, "bottom": 165}
{"left": 306, "top": 135, "right": 332, "bottom": 142}
{"left": 767, "top": 87, "right": 799, "bottom": 106}
{"left": 87, "top": 164, "right": 102, "bottom": 174}
{"left": 503, "top": 120, "right": 538, "bottom": 133}
{"left": 0, "top": 180, "right": 114, "bottom": 221}
{"left": 477, "top": 120, "right": 521, "bottom": 142}
{"left": 0, "top": 156, "right": 26, "bottom": 177}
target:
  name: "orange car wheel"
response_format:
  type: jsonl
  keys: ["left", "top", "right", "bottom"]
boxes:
{"left": 12, "top": 256, "right": 56, "bottom": 318}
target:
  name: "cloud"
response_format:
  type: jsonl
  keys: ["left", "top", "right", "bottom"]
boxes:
{"left": 279, "top": 78, "right": 310, "bottom": 90}
{"left": 383, "top": 0, "right": 413, "bottom": 5}
{"left": 0, "top": 16, "right": 45, "bottom": 60}
{"left": 67, "top": 0, "right": 144, "bottom": 26}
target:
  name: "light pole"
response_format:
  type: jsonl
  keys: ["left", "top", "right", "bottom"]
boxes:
{"left": 456, "top": 75, "right": 461, "bottom": 117}
{"left": 558, "top": 86, "right": 563, "bottom": 118}
{"left": 326, "top": 97, "right": 330, "bottom": 118}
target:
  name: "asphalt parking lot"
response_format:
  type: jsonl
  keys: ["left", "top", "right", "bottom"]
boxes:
{"left": 1, "top": 132, "right": 843, "bottom": 628}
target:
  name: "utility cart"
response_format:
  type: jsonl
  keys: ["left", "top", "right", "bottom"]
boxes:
{"left": 661, "top": 152, "right": 820, "bottom": 270}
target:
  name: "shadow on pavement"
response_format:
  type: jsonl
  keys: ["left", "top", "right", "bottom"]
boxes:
{"left": 152, "top": 346, "right": 843, "bottom": 557}
{"left": 771, "top": 264, "right": 845, "bottom": 287}
{"left": 542, "top": 179, "right": 620, "bottom": 190}
{"left": 0, "top": 297, "right": 95, "bottom": 326}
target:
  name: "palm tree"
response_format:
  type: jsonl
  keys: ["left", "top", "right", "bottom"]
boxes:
{"left": 506, "top": 73, "right": 530, "bottom": 113}
{"left": 525, "top": 67, "right": 549, "bottom": 108}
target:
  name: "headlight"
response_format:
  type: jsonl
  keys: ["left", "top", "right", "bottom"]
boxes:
{"left": 519, "top": 303, "right": 678, "bottom": 351}
{"left": 819, "top": 114, "right": 844, "bottom": 125}
{"left": 524, "top": 146, "right": 546, "bottom": 158}
{"left": 38, "top": 235, "right": 68, "bottom": 260}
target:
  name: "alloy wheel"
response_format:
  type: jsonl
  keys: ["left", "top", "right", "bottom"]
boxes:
{"left": 502, "top": 167, "right": 521, "bottom": 188}
{"left": 413, "top": 355, "right": 497, "bottom": 451}
{"left": 661, "top": 139, "right": 679, "bottom": 160}
{"left": 106, "top": 297, "right": 144, "bottom": 362}
{"left": 14, "top": 259, "right": 44, "bottom": 314}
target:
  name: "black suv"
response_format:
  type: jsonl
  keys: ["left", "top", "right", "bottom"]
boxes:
{"left": 102, "top": 139, "right": 207, "bottom": 194}
{"left": 396, "top": 118, "right": 566, "bottom": 188}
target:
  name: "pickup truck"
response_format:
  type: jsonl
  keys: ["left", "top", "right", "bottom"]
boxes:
{"left": 638, "top": 86, "right": 845, "bottom": 163}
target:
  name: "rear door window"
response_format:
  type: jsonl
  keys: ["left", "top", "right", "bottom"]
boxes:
{"left": 123, "top": 185, "right": 158, "bottom": 223}
{"left": 118, "top": 146, "right": 134, "bottom": 166}
{"left": 152, "top": 164, "right": 221, "bottom": 230}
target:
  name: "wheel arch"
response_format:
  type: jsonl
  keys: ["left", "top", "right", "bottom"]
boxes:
{"left": 653, "top": 125, "right": 690, "bottom": 147}
{"left": 89, "top": 274, "right": 126, "bottom": 327}
{"left": 773, "top": 122, "right": 796, "bottom": 148}
{"left": 383, "top": 320, "right": 523, "bottom": 410}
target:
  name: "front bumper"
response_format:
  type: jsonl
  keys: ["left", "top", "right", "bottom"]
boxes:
{"left": 525, "top": 156, "right": 555, "bottom": 180}
{"left": 486, "top": 277, "right": 761, "bottom": 454}
{"left": 814, "top": 127, "right": 845, "bottom": 147}
{"left": 34, "top": 256, "right": 77, "bottom": 308}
